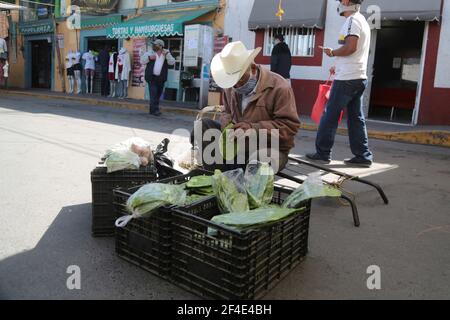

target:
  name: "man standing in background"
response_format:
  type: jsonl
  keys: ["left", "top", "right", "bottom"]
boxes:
{"left": 270, "top": 34, "right": 292, "bottom": 81}
{"left": 307, "top": 0, "right": 373, "bottom": 167}
{"left": 140, "top": 39, "right": 175, "bottom": 116}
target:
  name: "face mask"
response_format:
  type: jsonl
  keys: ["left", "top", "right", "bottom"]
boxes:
{"left": 234, "top": 77, "right": 257, "bottom": 96}
{"left": 337, "top": 3, "right": 360, "bottom": 16}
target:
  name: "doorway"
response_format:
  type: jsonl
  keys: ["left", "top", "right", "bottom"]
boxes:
{"left": 31, "top": 40, "right": 52, "bottom": 89}
{"left": 367, "top": 22, "right": 425, "bottom": 124}
{"left": 86, "top": 37, "right": 118, "bottom": 94}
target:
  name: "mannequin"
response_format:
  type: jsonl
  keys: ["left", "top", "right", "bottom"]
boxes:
{"left": 65, "top": 50, "right": 74, "bottom": 94}
{"left": 0, "top": 57, "right": 7, "bottom": 88}
{"left": 108, "top": 48, "right": 118, "bottom": 98}
{"left": 82, "top": 49, "right": 97, "bottom": 94}
{"left": 115, "top": 47, "right": 131, "bottom": 99}
{"left": 0, "top": 37, "right": 7, "bottom": 60}
{"left": 72, "top": 51, "right": 82, "bottom": 94}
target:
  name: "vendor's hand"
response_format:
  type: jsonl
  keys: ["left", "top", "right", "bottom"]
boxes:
{"left": 233, "top": 122, "right": 252, "bottom": 131}
{"left": 149, "top": 54, "right": 157, "bottom": 61}
{"left": 230, "top": 122, "right": 252, "bottom": 139}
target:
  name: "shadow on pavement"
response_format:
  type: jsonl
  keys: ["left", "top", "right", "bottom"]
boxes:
{"left": 0, "top": 94, "right": 194, "bottom": 137}
{"left": 0, "top": 203, "right": 197, "bottom": 300}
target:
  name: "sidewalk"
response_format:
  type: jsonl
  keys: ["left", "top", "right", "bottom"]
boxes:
{"left": 1, "top": 88, "right": 449, "bottom": 147}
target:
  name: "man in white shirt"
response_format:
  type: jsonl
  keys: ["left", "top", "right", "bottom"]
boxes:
{"left": 307, "top": 0, "right": 373, "bottom": 167}
{"left": 140, "top": 39, "right": 175, "bottom": 116}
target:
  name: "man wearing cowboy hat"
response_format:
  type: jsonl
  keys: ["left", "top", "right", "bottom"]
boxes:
{"left": 192, "top": 41, "right": 300, "bottom": 172}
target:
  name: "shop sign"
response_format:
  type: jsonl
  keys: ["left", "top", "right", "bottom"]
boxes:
{"left": 108, "top": 23, "right": 182, "bottom": 39}
{"left": 19, "top": 21, "right": 54, "bottom": 35}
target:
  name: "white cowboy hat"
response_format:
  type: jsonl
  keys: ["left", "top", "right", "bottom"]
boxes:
{"left": 211, "top": 41, "right": 261, "bottom": 89}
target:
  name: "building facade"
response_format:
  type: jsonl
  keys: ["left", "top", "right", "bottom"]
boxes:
{"left": 247, "top": 0, "right": 450, "bottom": 126}
{"left": 6, "top": 0, "right": 226, "bottom": 106}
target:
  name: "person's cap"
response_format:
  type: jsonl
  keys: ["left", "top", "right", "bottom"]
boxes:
{"left": 153, "top": 39, "right": 165, "bottom": 48}
{"left": 211, "top": 41, "right": 261, "bottom": 89}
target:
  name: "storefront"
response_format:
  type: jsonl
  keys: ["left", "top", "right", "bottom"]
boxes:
{"left": 248, "top": 0, "right": 450, "bottom": 126}
{"left": 19, "top": 20, "right": 55, "bottom": 89}
{"left": 79, "top": 15, "right": 122, "bottom": 94}
{"left": 106, "top": 6, "right": 217, "bottom": 106}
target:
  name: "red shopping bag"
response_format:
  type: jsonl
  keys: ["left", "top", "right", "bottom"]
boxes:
{"left": 311, "top": 79, "right": 343, "bottom": 125}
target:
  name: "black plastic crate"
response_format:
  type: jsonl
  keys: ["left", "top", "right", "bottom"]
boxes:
{"left": 113, "top": 169, "right": 213, "bottom": 278}
{"left": 170, "top": 187, "right": 311, "bottom": 300}
{"left": 91, "top": 163, "right": 158, "bottom": 237}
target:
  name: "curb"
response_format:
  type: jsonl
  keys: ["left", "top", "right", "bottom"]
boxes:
{"left": 2, "top": 89, "right": 449, "bottom": 148}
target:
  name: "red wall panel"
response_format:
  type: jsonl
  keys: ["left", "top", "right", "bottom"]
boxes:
{"left": 418, "top": 22, "right": 450, "bottom": 125}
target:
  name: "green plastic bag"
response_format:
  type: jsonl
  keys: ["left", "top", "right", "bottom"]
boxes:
{"left": 244, "top": 161, "right": 275, "bottom": 209}
{"left": 115, "top": 183, "right": 186, "bottom": 227}
{"left": 211, "top": 207, "right": 303, "bottom": 231}
{"left": 212, "top": 169, "right": 249, "bottom": 213}
{"left": 282, "top": 172, "right": 342, "bottom": 208}
{"left": 186, "top": 175, "right": 213, "bottom": 189}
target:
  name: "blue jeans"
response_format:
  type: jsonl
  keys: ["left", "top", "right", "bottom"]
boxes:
{"left": 148, "top": 77, "right": 165, "bottom": 114}
{"left": 315, "top": 79, "right": 373, "bottom": 161}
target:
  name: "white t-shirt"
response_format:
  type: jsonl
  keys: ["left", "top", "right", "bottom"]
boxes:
{"left": 335, "top": 12, "right": 371, "bottom": 81}
{"left": 153, "top": 52, "right": 166, "bottom": 76}
{"left": 73, "top": 52, "right": 81, "bottom": 64}
{"left": 82, "top": 51, "right": 96, "bottom": 70}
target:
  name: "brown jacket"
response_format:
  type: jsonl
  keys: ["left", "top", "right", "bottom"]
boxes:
{"left": 220, "top": 66, "right": 300, "bottom": 153}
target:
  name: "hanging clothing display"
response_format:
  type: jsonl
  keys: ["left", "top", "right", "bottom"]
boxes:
{"left": 108, "top": 51, "right": 118, "bottom": 98}
{"left": 115, "top": 48, "right": 131, "bottom": 81}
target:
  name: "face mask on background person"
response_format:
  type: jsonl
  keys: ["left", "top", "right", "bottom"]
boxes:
{"left": 337, "top": 3, "right": 360, "bottom": 16}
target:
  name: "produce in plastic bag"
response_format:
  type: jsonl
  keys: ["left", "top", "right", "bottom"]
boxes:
{"left": 186, "top": 175, "right": 214, "bottom": 195}
{"left": 212, "top": 169, "right": 249, "bottom": 213}
{"left": 219, "top": 123, "right": 239, "bottom": 161}
{"left": 282, "top": 172, "right": 342, "bottom": 208}
{"left": 104, "top": 149, "right": 141, "bottom": 173}
{"left": 115, "top": 183, "right": 187, "bottom": 227}
{"left": 211, "top": 206, "right": 303, "bottom": 231}
{"left": 104, "top": 137, "right": 153, "bottom": 173}
{"left": 244, "top": 161, "right": 274, "bottom": 209}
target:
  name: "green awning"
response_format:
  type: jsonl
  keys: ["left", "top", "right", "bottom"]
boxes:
{"left": 106, "top": 7, "right": 215, "bottom": 39}
{"left": 81, "top": 15, "right": 122, "bottom": 29}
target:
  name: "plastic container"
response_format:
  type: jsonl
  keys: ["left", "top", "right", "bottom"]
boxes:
{"left": 91, "top": 163, "right": 158, "bottom": 237}
{"left": 113, "top": 169, "right": 213, "bottom": 278}
{"left": 170, "top": 187, "right": 311, "bottom": 300}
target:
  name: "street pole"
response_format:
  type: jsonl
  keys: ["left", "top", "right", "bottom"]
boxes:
{"left": 52, "top": 13, "right": 65, "bottom": 93}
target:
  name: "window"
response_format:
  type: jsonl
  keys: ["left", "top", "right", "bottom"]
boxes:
{"left": 264, "top": 27, "right": 316, "bottom": 57}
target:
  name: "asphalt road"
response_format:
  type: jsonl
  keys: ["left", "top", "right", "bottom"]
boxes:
{"left": 0, "top": 94, "right": 449, "bottom": 300}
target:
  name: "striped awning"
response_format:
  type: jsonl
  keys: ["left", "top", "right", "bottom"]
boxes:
{"left": 106, "top": 7, "right": 215, "bottom": 39}
{"left": 248, "top": 0, "right": 327, "bottom": 29}
{"left": 81, "top": 14, "right": 122, "bottom": 29}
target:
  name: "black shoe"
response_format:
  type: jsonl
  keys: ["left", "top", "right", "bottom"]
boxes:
{"left": 150, "top": 111, "right": 162, "bottom": 116}
{"left": 344, "top": 157, "right": 372, "bottom": 168}
{"left": 305, "top": 153, "right": 331, "bottom": 164}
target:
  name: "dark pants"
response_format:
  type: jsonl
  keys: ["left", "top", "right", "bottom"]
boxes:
{"left": 315, "top": 79, "right": 373, "bottom": 162}
{"left": 191, "top": 119, "right": 289, "bottom": 173}
{"left": 148, "top": 77, "right": 165, "bottom": 114}
{"left": 100, "top": 70, "right": 109, "bottom": 96}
